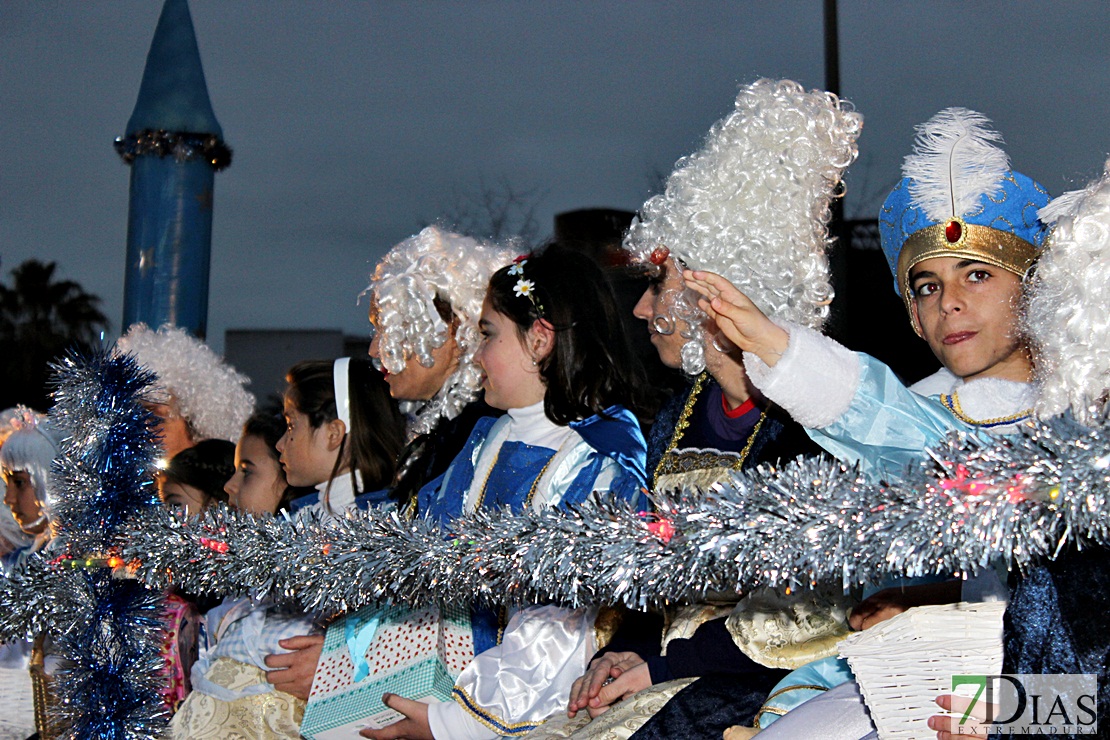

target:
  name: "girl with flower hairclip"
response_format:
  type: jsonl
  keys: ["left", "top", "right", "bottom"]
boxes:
{"left": 361, "top": 243, "right": 654, "bottom": 740}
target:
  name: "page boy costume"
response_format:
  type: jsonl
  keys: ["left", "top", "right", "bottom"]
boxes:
{"left": 740, "top": 109, "right": 1052, "bottom": 732}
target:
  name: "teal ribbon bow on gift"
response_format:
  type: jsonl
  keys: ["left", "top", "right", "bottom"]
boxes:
{"left": 344, "top": 611, "right": 382, "bottom": 682}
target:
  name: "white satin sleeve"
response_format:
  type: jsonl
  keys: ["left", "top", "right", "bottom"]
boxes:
{"left": 440, "top": 604, "right": 599, "bottom": 737}
{"left": 427, "top": 700, "right": 499, "bottom": 740}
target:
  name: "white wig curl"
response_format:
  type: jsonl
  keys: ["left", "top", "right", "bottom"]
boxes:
{"left": 1027, "top": 159, "right": 1110, "bottom": 423}
{"left": 0, "top": 407, "right": 39, "bottom": 547}
{"left": 0, "top": 409, "right": 61, "bottom": 521}
{"left": 625, "top": 78, "right": 863, "bottom": 374}
{"left": 114, "top": 324, "right": 255, "bottom": 443}
{"left": 366, "top": 226, "right": 513, "bottom": 436}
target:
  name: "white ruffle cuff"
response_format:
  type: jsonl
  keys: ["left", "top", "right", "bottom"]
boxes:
{"left": 743, "top": 321, "right": 862, "bottom": 429}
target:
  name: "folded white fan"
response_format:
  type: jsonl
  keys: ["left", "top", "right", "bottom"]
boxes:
{"left": 839, "top": 601, "right": 1006, "bottom": 740}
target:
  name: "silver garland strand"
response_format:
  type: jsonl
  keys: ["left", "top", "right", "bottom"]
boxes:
{"left": 0, "top": 553, "right": 76, "bottom": 642}
{"left": 117, "top": 413, "right": 1110, "bottom": 612}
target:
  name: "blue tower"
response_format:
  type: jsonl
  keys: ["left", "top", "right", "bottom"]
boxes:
{"left": 115, "top": 0, "right": 230, "bottom": 339}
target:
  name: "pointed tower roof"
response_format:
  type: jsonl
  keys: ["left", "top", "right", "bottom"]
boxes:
{"left": 125, "top": 0, "right": 222, "bottom": 137}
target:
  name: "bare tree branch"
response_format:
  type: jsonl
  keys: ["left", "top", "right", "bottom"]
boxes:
{"left": 422, "top": 176, "right": 549, "bottom": 247}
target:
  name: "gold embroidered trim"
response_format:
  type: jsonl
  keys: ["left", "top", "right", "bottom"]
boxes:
{"left": 473, "top": 444, "right": 558, "bottom": 512}
{"left": 652, "top": 373, "right": 708, "bottom": 487}
{"left": 940, "top": 390, "right": 1032, "bottom": 428}
{"left": 451, "top": 684, "right": 546, "bottom": 734}
{"left": 652, "top": 373, "right": 766, "bottom": 488}
{"left": 754, "top": 683, "right": 831, "bottom": 725}
{"left": 593, "top": 606, "right": 625, "bottom": 651}
{"left": 472, "top": 449, "right": 503, "bottom": 511}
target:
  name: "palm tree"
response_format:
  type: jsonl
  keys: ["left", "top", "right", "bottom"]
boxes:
{"left": 0, "top": 259, "right": 109, "bottom": 410}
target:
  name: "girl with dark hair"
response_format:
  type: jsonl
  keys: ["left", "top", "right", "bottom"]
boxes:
{"left": 363, "top": 244, "right": 649, "bottom": 740}
{"left": 172, "top": 365, "right": 403, "bottom": 738}
{"left": 172, "top": 383, "right": 400, "bottom": 739}
{"left": 278, "top": 358, "right": 405, "bottom": 516}
{"left": 225, "top": 405, "right": 317, "bottom": 517}
{"left": 157, "top": 439, "right": 234, "bottom": 516}
{"left": 263, "top": 360, "right": 405, "bottom": 705}
{"left": 418, "top": 243, "right": 651, "bottom": 521}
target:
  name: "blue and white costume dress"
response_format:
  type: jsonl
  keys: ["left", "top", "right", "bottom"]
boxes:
{"left": 739, "top": 322, "right": 1033, "bottom": 735}
{"left": 420, "top": 401, "right": 647, "bottom": 740}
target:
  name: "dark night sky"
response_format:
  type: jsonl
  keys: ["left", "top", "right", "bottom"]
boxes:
{"left": 2, "top": 1, "right": 1108, "bottom": 351}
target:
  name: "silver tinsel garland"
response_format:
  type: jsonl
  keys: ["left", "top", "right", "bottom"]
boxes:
{"left": 0, "top": 553, "right": 77, "bottom": 642}
{"left": 121, "top": 414, "right": 1110, "bottom": 612}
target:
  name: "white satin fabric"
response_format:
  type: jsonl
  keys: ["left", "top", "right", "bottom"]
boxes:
{"left": 429, "top": 605, "right": 600, "bottom": 738}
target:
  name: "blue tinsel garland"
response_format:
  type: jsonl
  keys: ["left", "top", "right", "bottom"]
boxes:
{"left": 0, "top": 350, "right": 167, "bottom": 739}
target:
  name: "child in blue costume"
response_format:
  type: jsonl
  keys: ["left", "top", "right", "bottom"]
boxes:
{"left": 0, "top": 411, "right": 60, "bottom": 740}
{"left": 928, "top": 162, "right": 1110, "bottom": 739}
{"left": 684, "top": 109, "right": 1052, "bottom": 736}
{"left": 364, "top": 244, "right": 652, "bottom": 740}
{"left": 280, "top": 359, "right": 406, "bottom": 517}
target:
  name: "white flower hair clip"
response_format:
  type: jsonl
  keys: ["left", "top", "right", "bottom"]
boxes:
{"left": 510, "top": 257, "right": 545, "bottom": 316}
{"left": 513, "top": 278, "right": 536, "bottom": 297}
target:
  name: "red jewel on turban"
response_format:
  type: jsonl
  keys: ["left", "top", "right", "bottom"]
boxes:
{"left": 649, "top": 246, "right": 670, "bottom": 266}
{"left": 945, "top": 219, "right": 962, "bottom": 243}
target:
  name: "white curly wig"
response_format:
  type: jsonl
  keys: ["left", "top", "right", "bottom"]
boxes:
{"left": 114, "top": 324, "right": 255, "bottom": 443}
{"left": 0, "top": 408, "right": 61, "bottom": 522}
{"left": 1027, "top": 159, "right": 1110, "bottom": 423}
{"left": 624, "top": 78, "right": 863, "bottom": 374}
{"left": 365, "top": 226, "right": 513, "bottom": 436}
{"left": 0, "top": 407, "right": 41, "bottom": 546}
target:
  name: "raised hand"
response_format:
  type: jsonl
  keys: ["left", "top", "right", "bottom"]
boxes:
{"left": 682, "top": 270, "right": 789, "bottom": 366}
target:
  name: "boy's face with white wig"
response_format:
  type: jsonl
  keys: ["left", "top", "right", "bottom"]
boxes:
{"left": 632, "top": 260, "right": 696, "bottom": 370}
{"left": 143, "top": 396, "right": 196, "bottom": 460}
{"left": 367, "top": 298, "right": 460, "bottom": 403}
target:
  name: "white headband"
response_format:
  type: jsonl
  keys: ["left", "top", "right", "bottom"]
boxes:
{"left": 333, "top": 357, "right": 351, "bottom": 431}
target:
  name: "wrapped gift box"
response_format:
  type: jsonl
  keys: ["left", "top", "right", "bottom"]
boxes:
{"left": 301, "top": 603, "right": 473, "bottom": 740}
